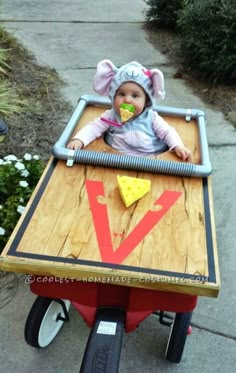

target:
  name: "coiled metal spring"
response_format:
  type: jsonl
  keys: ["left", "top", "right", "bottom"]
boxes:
{"left": 74, "top": 150, "right": 195, "bottom": 177}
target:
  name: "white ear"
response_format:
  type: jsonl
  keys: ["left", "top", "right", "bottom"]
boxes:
{"left": 150, "top": 68, "right": 165, "bottom": 99}
{"left": 93, "top": 59, "right": 118, "bottom": 96}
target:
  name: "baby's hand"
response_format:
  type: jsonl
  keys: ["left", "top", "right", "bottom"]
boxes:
{"left": 67, "top": 139, "right": 84, "bottom": 150}
{"left": 174, "top": 145, "right": 192, "bottom": 161}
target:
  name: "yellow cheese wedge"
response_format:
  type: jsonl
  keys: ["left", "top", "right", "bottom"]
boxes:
{"left": 120, "top": 108, "right": 134, "bottom": 123}
{"left": 117, "top": 175, "right": 151, "bottom": 207}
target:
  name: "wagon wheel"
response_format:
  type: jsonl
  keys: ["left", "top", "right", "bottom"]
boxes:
{"left": 165, "top": 311, "right": 192, "bottom": 363}
{"left": 24, "top": 296, "right": 71, "bottom": 348}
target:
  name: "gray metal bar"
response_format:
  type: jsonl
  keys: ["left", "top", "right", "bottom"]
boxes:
{"left": 52, "top": 95, "right": 212, "bottom": 177}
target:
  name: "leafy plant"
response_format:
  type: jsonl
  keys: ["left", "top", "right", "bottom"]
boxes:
{"left": 178, "top": 0, "right": 236, "bottom": 82}
{"left": 0, "top": 154, "right": 45, "bottom": 253}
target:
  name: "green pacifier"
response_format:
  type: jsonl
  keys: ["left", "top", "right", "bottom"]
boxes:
{"left": 119, "top": 103, "right": 135, "bottom": 123}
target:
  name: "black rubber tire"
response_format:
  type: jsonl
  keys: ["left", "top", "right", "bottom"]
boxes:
{"left": 24, "top": 296, "right": 70, "bottom": 348}
{"left": 165, "top": 311, "right": 192, "bottom": 363}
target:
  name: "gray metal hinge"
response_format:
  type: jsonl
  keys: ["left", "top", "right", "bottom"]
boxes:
{"left": 185, "top": 109, "right": 192, "bottom": 122}
{"left": 66, "top": 149, "right": 75, "bottom": 167}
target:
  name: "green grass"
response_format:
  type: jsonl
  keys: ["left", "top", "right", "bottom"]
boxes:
{"left": 0, "top": 46, "right": 10, "bottom": 71}
{"left": 0, "top": 27, "right": 25, "bottom": 115}
{"left": 0, "top": 81, "right": 25, "bottom": 114}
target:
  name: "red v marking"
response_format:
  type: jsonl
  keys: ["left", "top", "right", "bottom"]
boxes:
{"left": 85, "top": 180, "right": 182, "bottom": 264}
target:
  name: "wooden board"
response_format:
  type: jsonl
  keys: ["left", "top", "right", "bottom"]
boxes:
{"left": 0, "top": 106, "right": 220, "bottom": 297}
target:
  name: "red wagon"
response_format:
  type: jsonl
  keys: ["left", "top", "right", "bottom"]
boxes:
{"left": 0, "top": 98, "right": 220, "bottom": 371}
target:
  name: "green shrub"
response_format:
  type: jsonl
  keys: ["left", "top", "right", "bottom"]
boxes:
{"left": 144, "top": 0, "right": 189, "bottom": 28}
{"left": 178, "top": 0, "right": 236, "bottom": 82}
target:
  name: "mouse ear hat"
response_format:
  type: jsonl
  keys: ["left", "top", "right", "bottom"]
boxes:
{"left": 93, "top": 59, "right": 165, "bottom": 105}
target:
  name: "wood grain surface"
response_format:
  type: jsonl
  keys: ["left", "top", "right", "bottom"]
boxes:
{"left": 0, "top": 105, "right": 220, "bottom": 297}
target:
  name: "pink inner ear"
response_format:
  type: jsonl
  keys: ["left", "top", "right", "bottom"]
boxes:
{"left": 143, "top": 69, "right": 152, "bottom": 77}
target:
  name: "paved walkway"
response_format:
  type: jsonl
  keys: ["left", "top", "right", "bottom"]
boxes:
{"left": 0, "top": 1, "right": 236, "bottom": 372}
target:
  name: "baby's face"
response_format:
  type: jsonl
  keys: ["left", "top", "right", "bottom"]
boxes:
{"left": 114, "top": 82, "right": 146, "bottom": 118}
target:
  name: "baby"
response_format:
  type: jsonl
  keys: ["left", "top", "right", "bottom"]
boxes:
{"left": 68, "top": 59, "right": 191, "bottom": 161}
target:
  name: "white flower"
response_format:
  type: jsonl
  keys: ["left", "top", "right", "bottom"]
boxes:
{"left": 0, "top": 205, "right": 2, "bottom": 210}
{"left": 17, "top": 205, "right": 25, "bottom": 214}
{"left": 19, "top": 198, "right": 24, "bottom": 203}
{"left": 15, "top": 161, "right": 25, "bottom": 171}
{"left": 4, "top": 155, "right": 18, "bottom": 162}
{"left": 0, "top": 227, "right": 6, "bottom": 236}
{"left": 21, "top": 169, "right": 30, "bottom": 177}
{"left": 33, "top": 155, "right": 40, "bottom": 160}
{"left": 0, "top": 160, "right": 8, "bottom": 165}
{"left": 19, "top": 180, "right": 29, "bottom": 188}
{"left": 24, "top": 153, "right": 32, "bottom": 161}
